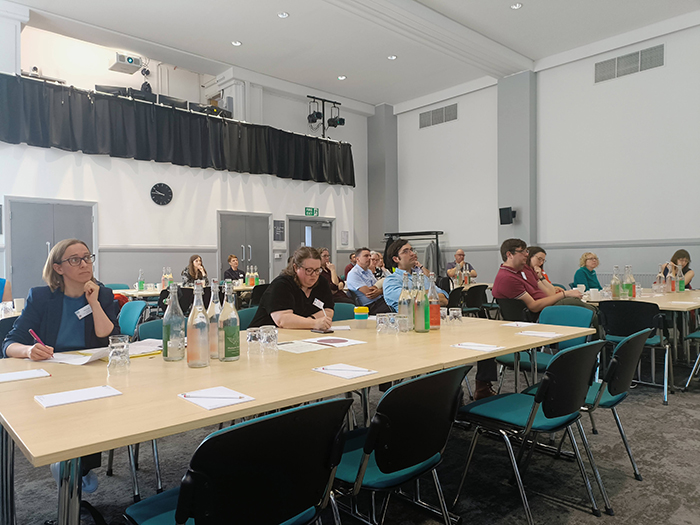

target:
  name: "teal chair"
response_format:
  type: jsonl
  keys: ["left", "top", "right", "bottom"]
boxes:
{"left": 137, "top": 319, "right": 163, "bottom": 340}
{"left": 238, "top": 306, "right": 258, "bottom": 331}
{"left": 106, "top": 283, "right": 130, "bottom": 290}
{"left": 333, "top": 302, "right": 355, "bottom": 321}
{"left": 119, "top": 301, "right": 147, "bottom": 339}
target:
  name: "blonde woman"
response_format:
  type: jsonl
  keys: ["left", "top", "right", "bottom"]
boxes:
{"left": 573, "top": 252, "right": 602, "bottom": 291}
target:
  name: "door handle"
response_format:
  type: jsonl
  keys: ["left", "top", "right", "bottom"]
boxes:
{"left": 248, "top": 245, "right": 252, "bottom": 262}
{"left": 46, "top": 241, "right": 51, "bottom": 258}
{"left": 241, "top": 245, "right": 245, "bottom": 262}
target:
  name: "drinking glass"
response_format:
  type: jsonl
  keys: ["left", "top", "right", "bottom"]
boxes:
{"left": 395, "top": 314, "right": 410, "bottom": 333}
{"left": 376, "top": 313, "right": 389, "bottom": 334}
{"left": 620, "top": 288, "right": 630, "bottom": 300}
{"left": 448, "top": 308, "right": 463, "bottom": 324}
{"left": 0, "top": 301, "right": 13, "bottom": 319}
{"left": 247, "top": 327, "right": 261, "bottom": 354}
{"left": 635, "top": 284, "right": 642, "bottom": 298}
{"left": 108, "top": 335, "right": 130, "bottom": 376}
{"left": 386, "top": 313, "right": 399, "bottom": 334}
{"left": 260, "top": 325, "right": 278, "bottom": 353}
{"left": 440, "top": 307, "right": 448, "bottom": 324}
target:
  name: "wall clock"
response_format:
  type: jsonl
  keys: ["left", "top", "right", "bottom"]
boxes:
{"left": 150, "top": 183, "right": 173, "bottom": 206}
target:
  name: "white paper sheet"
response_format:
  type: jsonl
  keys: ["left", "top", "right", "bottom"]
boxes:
{"left": 330, "top": 325, "right": 352, "bottom": 330}
{"left": 43, "top": 348, "right": 110, "bottom": 365}
{"left": 35, "top": 385, "right": 122, "bottom": 408}
{"left": 501, "top": 322, "right": 537, "bottom": 327}
{"left": 0, "top": 369, "right": 51, "bottom": 384}
{"left": 516, "top": 331, "right": 562, "bottom": 338}
{"left": 277, "top": 341, "right": 328, "bottom": 354}
{"left": 78, "top": 339, "right": 163, "bottom": 358}
{"left": 303, "top": 337, "right": 367, "bottom": 348}
{"left": 313, "top": 363, "right": 377, "bottom": 379}
{"left": 452, "top": 342, "right": 505, "bottom": 352}
{"left": 179, "top": 386, "right": 254, "bottom": 410}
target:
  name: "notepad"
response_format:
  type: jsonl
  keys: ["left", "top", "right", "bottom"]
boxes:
{"left": 179, "top": 386, "right": 254, "bottom": 410}
{"left": 313, "top": 363, "right": 377, "bottom": 379}
{"left": 0, "top": 369, "right": 50, "bottom": 384}
{"left": 78, "top": 339, "right": 163, "bottom": 358}
{"left": 331, "top": 325, "right": 352, "bottom": 330}
{"left": 277, "top": 341, "right": 328, "bottom": 354}
{"left": 516, "top": 331, "right": 562, "bottom": 338}
{"left": 35, "top": 385, "right": 122, "bottom": 408}
{"left": 501, "top": 322, "right": 537, "bottom": 327}
{"left": 303, "top": 337, "right": 367, "bottom": 348}
{"left": 452, "top": 342, "right": 505, "bottom": 352}
{"left": 45, "top": 348, "right": 110, "bottom": 365}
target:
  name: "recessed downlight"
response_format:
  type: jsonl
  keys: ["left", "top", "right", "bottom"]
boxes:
{"left": 231, "top": 40, "right": 242, "bottom": 46}
{"left": 387, "top": 55, "right": 397, "bottom": 60}
{"left": 277, "top": 11, "right": 289, "bottom": 18}
{"left": 511, "top": 3, "right": 523, "bottom": 9}
{"left": 337, "top": 75, "right": 347, "bottom": 81}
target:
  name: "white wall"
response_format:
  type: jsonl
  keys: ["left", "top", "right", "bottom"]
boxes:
{"left": 397, "top": 86, "right": 498, "bottom": 248}
{"left": 538, "top": 25, "right": 700, "bottom": 244}
{"left": 20, "top": 26, "right": 209, "bottom": 102}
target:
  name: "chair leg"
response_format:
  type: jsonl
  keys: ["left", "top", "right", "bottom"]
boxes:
{"left": 576, "top": 420, "right": 614, "bottom": 515}
{"left": 463, "top": 376, "right": 474, "bottom": 401}
{"left": 565, "top": 426, "right": 600, "bottom": 516}
{"left": 106, "top": 449, "right": 114, "bottom": 476}
{"left": 377, "top": 492, "right": 391, "bottom": 525}
{"left": 588, "top": 410, "right": 598, "bottom": 435}
{"left": 651, "top": 347, "right": 656, "bottom": 384}
{"left": 496, "top": 365, "right": 506, "bottom": 394}
{"left": 127, "top": 444, "right": 141, "bottom": 503}
{"left": 133, "top": 442, "right": 140, "bottom": 471}
{"left": 664, "top": 344, "right": 670, "bottom": 406}
{"left": 151, "top": 439, "right": 163, "bottom": 493}
{"left": 500, "top": 430, "right": 533, "bottom": 525}
{"left": 452, "top": 427, "right": 481, "bottom": 508}
{"left": 432, "top": 470, "right": 452, "bottom": 525}
{"left": 330, "top": 491, "right": 342, "bottom": 525}
{"left": 685, "top": 345, "right": 700, "bottom": 389}
{"left": 611, "top": 407, "right": 642, "bottom": 481}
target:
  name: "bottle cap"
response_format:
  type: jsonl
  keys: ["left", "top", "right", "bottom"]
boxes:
{"left": 354, "top": 306, "right": 369, "bottom": 313}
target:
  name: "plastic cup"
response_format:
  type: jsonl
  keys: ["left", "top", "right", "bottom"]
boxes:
{"left": 354, "top": 306, "right": 369, "bottom": 329}
{"left": 108, "top": 335, "right": 130, "bottom": 376}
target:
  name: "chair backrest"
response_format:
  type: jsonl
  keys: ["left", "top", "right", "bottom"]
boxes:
{"left": 157, "top": 289, "right": 170, "bottom": 315}
{"left": 605, "top": 328, "right": 651, "bottom": 397}
{"left": 437, "top": 276, "right": 452, "bottom": 293}
{"left": 250, "top": 284, "right": 269, "bottom": 307}
{"left": 178, "top": 287, "right": 194, "bottom": 316}
{"left": 464, "top": 284, "right": 488, "bottom": 309}
{"left": 118, "top": 300, "right": 147, "bottom": 339}
{"left": 368, "top": 365, "right": 471, "bottom": 474}
{"left": 534, "top": 340, "right": 605, "bottom": 419}
{"left": 174, "top": 398, "right": 353, "bottom": 525}
{"left": 238, "top": 306, "right": 258, "bottom": 331}
{"left": 137, "top": 319, "right": 163, "bottom": 341}
{"left": 333, "top": 302, "right": 356, "bottom": 321}
{"left": 569, "top": 282, "right": 576, "bottom": 290}
{"left": 0, "top": 316, "right": 17, "bottom": 354}
{"left": 495, "top": 298, "right": 534, "bottom": 322}
{"left": 447, "top": 287, "right": 464, "bottom": 309}
{"left": 345, "top": 288, "right": 360, "bottom": 306}
{"left": 597, "top": 301, "right": 662, "bottom": 338}
{"left": 105, "top": 283, "right": 130, "bottom": 290}
{"left": 538, "top": 305, "right": 594, "bottom": 350}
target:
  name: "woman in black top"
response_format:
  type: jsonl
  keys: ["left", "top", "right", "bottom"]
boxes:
{"left": 181, "top": 254, "right": 209, "bottom": 287}
{"left": 249, "top": 247, "right": 334, "bottom": 330}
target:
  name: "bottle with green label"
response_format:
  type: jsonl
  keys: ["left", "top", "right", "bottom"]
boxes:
{"left": 162, "top": 283, "right": 185, "bottom": 362}
{"left": 219, "top": 281, "right": 240, "bottom": 361}
{"left": 677, "top": 263, "right": 685, "bottom": 292}
{"left": 622, "top": 265, "right": 636, "bottom": 298}
{"left": 138, "top": 269, "right": 145, "bottom": 291}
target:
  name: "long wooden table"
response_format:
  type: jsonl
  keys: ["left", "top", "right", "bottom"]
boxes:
{"left": 0, "top": 318, "right": 593, "bottom": 525}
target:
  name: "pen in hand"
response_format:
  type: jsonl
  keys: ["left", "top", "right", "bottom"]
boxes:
{"left": 29, "top": 329, "right": 46, "bottom": 347}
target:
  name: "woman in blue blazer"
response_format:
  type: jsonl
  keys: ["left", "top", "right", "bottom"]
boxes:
{"left": 3, "top": 239, "right": 119, "bottom": 359}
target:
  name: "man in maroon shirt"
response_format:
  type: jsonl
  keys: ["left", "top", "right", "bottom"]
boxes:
{"left": 492, "top": 239, "right": 582, "bottom": 313}
{"left": 344, "top": 252, "right": 356, "bottom": 279}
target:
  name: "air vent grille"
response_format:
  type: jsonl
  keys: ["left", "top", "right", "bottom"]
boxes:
{"left": 595, "top": 44, "right": 663, "bottom": 83}
{"left": 419, "top": 103, "right": 458, "bottom": 129}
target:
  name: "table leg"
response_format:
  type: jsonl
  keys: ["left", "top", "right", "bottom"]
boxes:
{"left": 514, "top": 353, "right": 520, "bottom": 392}
{"left": 361, "top": 387, "right": 371, "bottom": 427}
{"left": 0, "top": 426, "right": 15, "bottom": 525}
{"left": 56, "top": 458, "right": 82, "bottom": 525}
{"left": 531, "top": 348, "right": 538, "bottom": 386}
{"left": 672, "top": 312, "right": 679, "bottom": 362}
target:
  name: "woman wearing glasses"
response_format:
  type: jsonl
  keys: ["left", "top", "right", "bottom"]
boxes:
{"left": 3, "top": 239, "right": 119, "bottom": 360}
{"left": 249, "top": 246, "right": 334, "bottom": 330}
{"left": 573, "top": 252, "right": 602, "bottom": 291}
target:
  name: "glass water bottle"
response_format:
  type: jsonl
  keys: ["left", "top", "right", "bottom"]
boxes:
{"left": 414, "top": 274, "right": 429, "bottom": 333}
{"left": 397, "top": 272, "right": 414, "bottom": 330}
{"left": 187, "top": 281, "right": 210, "bottom": 368}
{"left": 610, "top": 265, "right": 621, "bottom": 300}
{"left": 655, "top": 264, "right": 665, "bottom": 293}
{"left": 138, "top": 269, "right": 145, "bottom": 291}
{"left": 218, "top": 281, "right": 241, "bottom": 362}
{"left": 677, "top": 263, "right": 685, "bottom": 292}
{"left": 622, "top": 265, "right": 636, "bottom": 298}
{"left": 162, "top": 283, "right": 185, "bottom": 362}
{"left": 207, "top": 278, "right": 221, "bottom": 359}
{"left": 428, "top": 272, "right": 440, "bottom": 330}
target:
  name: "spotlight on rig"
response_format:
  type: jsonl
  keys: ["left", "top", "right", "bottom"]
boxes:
{"left": 307, "top": 99, "right": 323, "bottom": 123}
{"left": 327, "top": 105, "right": 345, "bottom": 128}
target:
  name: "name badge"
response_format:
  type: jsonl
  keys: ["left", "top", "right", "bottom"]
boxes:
{"left": 75, "top": 304, "right": 93, "bottom": 320}
{"left": 521, "top": 271, "right": 527, "bottom": 280}
{"left": 313, "top": 298, "right": 325, "bottom": 310}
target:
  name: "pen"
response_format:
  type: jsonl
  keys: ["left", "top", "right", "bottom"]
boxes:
{"left": 183, "top": 394, "right": 246, "bottom": 399}
{"left": 29, "top": 329, "right": 46, "bottom": 347}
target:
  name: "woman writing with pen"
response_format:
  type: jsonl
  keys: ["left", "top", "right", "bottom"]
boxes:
{"left": 3, "top": 239, "right": 120, "bottom": 360}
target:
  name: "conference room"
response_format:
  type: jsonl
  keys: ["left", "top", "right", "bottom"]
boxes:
{"left": 1, "top": 1, "right": 700, "bottom": 524}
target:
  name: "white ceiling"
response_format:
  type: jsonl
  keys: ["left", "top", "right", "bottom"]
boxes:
{"left": 9, "top": 0, "right": 700, "bottom": 106}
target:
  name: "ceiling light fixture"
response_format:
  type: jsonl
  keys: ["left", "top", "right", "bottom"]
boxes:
{"left": 510, "top": 3, "right": 522, "bottom": 9}
{"left": 307, "top": 95, "right": 345, "bottom": 138}
{"left": 337, "top": 75, "right": 347, "bottom": 81}
{"left": 388, "top": 55, "right": 397, "bottom": 60}
{"left": 277, "top": 11, "right": 289, "bottom": 18}
{"left": 231, "top": 41, "right": 242, "bottom": 46}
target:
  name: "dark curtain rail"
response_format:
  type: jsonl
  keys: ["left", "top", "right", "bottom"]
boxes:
{"left": 0, "top": 73, "right": 355, "bottom": 187}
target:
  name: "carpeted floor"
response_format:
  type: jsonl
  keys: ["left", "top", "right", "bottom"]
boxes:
{"left": 13, "top": 363, "right": 700, "bottom": 525}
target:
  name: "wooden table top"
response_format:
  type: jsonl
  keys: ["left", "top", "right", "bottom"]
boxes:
{"left": 588, "top": 289, "right": 700, "bottom": 311}
{"left": 0, "top": 318, "right": 593, "bottom": 467}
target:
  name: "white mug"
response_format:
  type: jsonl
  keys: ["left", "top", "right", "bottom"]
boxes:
{"left": 13, "top": 298, "right": 25, "bottom": 312}
{"left": 576, "top": 284, "right": 586, "bottom": 294}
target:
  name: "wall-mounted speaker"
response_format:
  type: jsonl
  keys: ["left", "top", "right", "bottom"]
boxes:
{"left": 499, "top": 207, "right": 516, "bottom": 225}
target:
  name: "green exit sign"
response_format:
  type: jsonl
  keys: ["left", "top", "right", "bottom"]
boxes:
{"left": 305, "top": 207, "right": 319, "bottom": 217}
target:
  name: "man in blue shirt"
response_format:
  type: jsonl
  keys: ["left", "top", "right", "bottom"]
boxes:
{"left": 383, "top": 242, "right": 448, "bottom": 311}
{"left": 346, "top": 247, "right": 391, "bottom": 314}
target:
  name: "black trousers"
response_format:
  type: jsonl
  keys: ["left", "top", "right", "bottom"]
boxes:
{"left": 475, "top": 358, "right": 498, "bottom": 382}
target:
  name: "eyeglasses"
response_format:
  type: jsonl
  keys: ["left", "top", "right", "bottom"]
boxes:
{"left": 299, "top": 266, "right": 322, "bottom": 276}
{"left": 534, "top": 255, "right": 546, "bottom": 263}
{"left": 514, "top": 249, "right": 529, "bottom": 255}
{"left": 587, "top": 257, "right": 599, "bottom": 261}
{"left": 60, "top": 254, "right": 96, "bottom": 267}
{"left": 398, "top": 247, "right": 416, "bottom": 256}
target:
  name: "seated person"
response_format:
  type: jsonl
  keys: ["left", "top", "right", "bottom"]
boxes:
{"left": 446, "top": 249, "right": 477, "bottom": 283}
{"left": 371, "top": 251, "right": 390, "bottom": 279}
{"left": 3, "top": 238, "right": 120, "bottom": 496}
{"left": 249, "top": 246, "right": 334, "bottom": 330}
{"left": 318, "top": 247, "right": 354, "bottom": 304}
{"left": 527, "top": 246, "right": 565, "bottom": 292}
{"left": 346, "top": 247, "right": 392, "bottom": 314}
{"left": 182, "top": 254, "right": 209, "bottom": 287}
{"left": 382, "top": 239, "right": 448, "bottom": 311}
{"left": 223, "top": 254, "right": 245, "bottom": 281}
{"left": 573, "top": 252, "right": 602, "bottom": 291}
{"left": 663, "top": 249, "right": 694, "bottom": 289}
{"left": 344, "top": 252, "right": 356, "bottom": 279}
{"left": 0, "top": 277, "right": 12, "bottom": 302}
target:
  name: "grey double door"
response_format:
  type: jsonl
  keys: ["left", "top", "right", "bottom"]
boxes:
{"left": 288, "top": 219, "right": 332, "bottom": 254}
{"left": 219, "top": 214, "right": 270, "bottom": 282}
{"left": 9, "top": 201, "right": 94, "bottom": 299}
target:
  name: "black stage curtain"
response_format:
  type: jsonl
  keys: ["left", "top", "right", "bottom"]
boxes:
{"left": 0, "top": 74, "right": 355, "bottom": 187}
